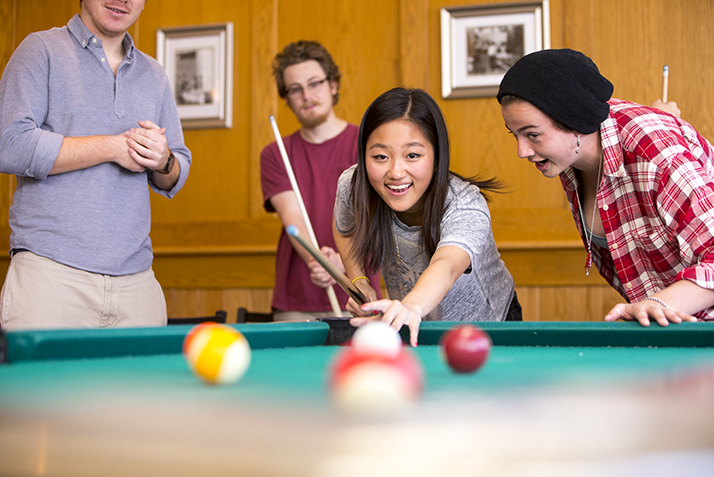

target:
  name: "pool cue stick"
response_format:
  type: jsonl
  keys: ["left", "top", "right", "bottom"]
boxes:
{"left": 661, "top": 65, "right": 669, "bottom": 103}
{"left": 269, "top": 115, "right": 342, "bottom": 316}
{"left": 286, "top": 225, "right": 367, "bottom": 305}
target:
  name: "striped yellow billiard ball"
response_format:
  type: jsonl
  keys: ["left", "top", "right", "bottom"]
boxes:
{"left": 183, "top": 323, "right": 251, "bottom": 385}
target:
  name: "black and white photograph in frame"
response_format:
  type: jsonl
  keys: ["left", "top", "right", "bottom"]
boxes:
{"left": 441, "top": 2, "right": 550, "bottom": 99}
{"left": 157, "top": 23, "right": 233, "bottom": 129}
{"left": 467, "top": 24, "right": 523, "bottom": 75}
{"left": 175, "top": 49, "right": 214, "bottom": 106}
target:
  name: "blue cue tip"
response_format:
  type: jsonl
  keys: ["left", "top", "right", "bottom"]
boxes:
{"left": 286, "top": 225, "right": 298, "bottom": 236}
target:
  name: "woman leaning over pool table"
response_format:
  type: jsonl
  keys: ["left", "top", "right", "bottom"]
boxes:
{"left": 333, "top": 87, "right": 521, "bottom": 347}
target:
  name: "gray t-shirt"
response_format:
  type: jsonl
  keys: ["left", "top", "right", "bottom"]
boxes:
{"left": 334, "top": 165, "right": 514, "bottom": 322}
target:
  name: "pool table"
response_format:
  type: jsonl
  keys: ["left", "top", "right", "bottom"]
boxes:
{"left": 1, "top": 321, "right": 714, "bottom": 476}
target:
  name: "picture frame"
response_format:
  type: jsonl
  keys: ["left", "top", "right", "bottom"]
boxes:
{"left": 441, "top": 2, "right": 550, "bottom": 99}
{"left": 157, "top": 23, "right": 233, "bottom": 129}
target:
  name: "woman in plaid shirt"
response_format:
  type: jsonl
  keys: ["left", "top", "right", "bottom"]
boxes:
{"left": 497, "top": 48, "right": 714, "bottom": 327}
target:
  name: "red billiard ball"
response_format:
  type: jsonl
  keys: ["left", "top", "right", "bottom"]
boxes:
{"left": 439, "top": 324, "right": 491, "bottom": 373}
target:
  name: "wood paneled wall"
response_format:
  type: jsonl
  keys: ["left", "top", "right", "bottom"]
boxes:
{"left": 1, "top": 0, "right": 712, "bottom": 323}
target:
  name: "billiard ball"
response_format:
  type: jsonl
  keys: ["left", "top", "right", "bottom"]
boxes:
{"left": 351, "top": 320, "right": 403, "bottom": 358}
{"left": 182, "top": 322, "right": 219, "bottom": 356}
{"left": 439, "top": 324, "right": 491, "bottom": 373}
{"left": 329, "top": 346, "right": 424, "bottom": 414}
{"left": 183, "top": 323, "right": 251, "bottom": 385}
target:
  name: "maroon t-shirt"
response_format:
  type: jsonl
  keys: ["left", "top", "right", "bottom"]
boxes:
{"left": 260, "top": 123, "right": 380, "bottom": 312}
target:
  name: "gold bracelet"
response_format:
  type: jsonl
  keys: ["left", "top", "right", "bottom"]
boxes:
{"left": 351, "top": 276, "right": 369, "bottom": 284}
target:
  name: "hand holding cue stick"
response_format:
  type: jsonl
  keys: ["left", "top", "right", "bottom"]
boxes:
{"left": 269, "top": 115, "right": 342, "bottom": 316}
{"left": 662, "top": 65, "right": 669, "bottom": 103}
{"left": 286, "top": 225, "right": 367, "bottom": 305}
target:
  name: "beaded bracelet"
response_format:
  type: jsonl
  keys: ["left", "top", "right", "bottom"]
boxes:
{"left": 351, "top": 276, "right": 369, "bottom": 285}
{"left": 643, "top": 296, "right": 669, "bottom": 309}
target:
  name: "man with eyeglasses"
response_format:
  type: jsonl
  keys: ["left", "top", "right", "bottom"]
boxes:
{"left": 260, "top": 41, "right": 380, "bottom": 321}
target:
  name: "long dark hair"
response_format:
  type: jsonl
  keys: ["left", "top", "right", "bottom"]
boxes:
{"left": 350, "top": 87, "right": 501, "bottom": 272}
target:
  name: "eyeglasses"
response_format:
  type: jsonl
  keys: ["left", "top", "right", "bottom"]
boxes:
{"left": 286, "top": 78, "right": 329, "bottom": 99}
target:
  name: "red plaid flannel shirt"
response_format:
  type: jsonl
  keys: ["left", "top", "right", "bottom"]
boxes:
{"left": 560, "top": 99, "right": 714, "bottom": 320}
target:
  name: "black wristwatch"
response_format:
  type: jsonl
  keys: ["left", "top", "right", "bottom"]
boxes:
{"left": 155, "top": 151, "right": 175, "bottom": 174}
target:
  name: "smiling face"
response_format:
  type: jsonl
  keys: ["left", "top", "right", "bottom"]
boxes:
{"left": 501, "top": 99, "right": 582, "bottom": 178}
{"left": 283, "top": 60, "right": 337, "bottom": 129}
{"left": 80, "top": 0, "right": 145, "bottom": 41}
{"left": 365, "top": 119, "right": 435, "bottom": 226}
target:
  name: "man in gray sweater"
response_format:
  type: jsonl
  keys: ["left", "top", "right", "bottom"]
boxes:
{"left": 0, "top": 0, "right": 191, "bottom": 330}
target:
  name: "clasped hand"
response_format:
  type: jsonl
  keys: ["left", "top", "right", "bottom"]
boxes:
{"left": 119, "top": 120, "right": 170, "bottom": 172}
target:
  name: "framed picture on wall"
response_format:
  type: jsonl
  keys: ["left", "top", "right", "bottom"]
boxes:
{"left": 157, "top": 23, "right": 233, "bottom": 129}
{"left": 441, "top": 2, "right": 550, "bottom": 99}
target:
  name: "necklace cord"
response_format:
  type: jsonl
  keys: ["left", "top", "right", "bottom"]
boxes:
{"left": 575, "top": 153, "right": 603, "bottom": 276}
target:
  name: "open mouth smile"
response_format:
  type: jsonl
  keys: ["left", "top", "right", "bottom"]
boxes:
{"left": 532, "top": 158, "right": 549, "bottom": 170}
{"left": 386, "top": 183, "right": 412, "bottom": 195}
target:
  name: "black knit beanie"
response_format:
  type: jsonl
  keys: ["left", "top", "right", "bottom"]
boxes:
{"left": 497, "top": 49, "right": 614, "bottom": 134}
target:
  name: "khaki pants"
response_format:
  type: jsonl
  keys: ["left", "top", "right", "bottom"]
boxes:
{"left": 0, "top": 251, "right": 167, "bottom": 330}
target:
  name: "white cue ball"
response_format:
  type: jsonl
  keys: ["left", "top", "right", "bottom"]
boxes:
{"left": 351, "top": 321, "right": 402, "bottom": 358}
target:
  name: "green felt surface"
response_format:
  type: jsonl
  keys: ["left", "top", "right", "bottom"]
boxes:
{"left": 2, "top": 342, "right": 714, "bottom": 414}
{"left": 2, "top": 321, "right": 714, "bottom": 417}
{"left": 4, "top": 321, "right": 714, "bottom": 364}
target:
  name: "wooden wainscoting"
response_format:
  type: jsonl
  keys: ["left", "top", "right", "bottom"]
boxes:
{"left": 164, "top": 288, "right": 274, "bottom": 324}
{"left": 164, "top": 284, "right": 625, "bottom": 324}
{"left": 515, "top": 285, "right": 624, "bottom": 322}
